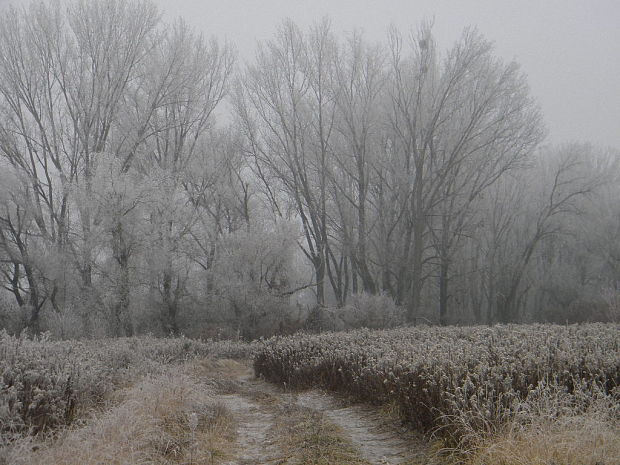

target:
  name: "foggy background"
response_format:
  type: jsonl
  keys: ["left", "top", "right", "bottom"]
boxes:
{"left": 148, "top": 0, "right": 619, "bottom": 148}
{"left": 1, "top": 0, "right": 617, "bottom": 145}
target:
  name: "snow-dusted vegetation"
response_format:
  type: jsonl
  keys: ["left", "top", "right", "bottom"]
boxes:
{"left": 255, "top": 324, "right": 620, "bottom": 446}
{"left": 0, "top": 332, "right": 254, "bottom": 443}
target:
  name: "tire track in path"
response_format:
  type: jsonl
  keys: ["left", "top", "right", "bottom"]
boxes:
{"left": 295, "top": 390, "right": 428, "bottom": 465}
{"left": 219, "top": 393, "right": 279, "bottom": 465}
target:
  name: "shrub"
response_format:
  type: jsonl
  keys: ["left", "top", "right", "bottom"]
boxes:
{"left": 304, "top": 293, "right": 404, "bottom": 332}
{"left": 254, "top": 324, "right": 620, "bottom": 445}
{"left": 340, "top": 293, "right": 405, "bottom": 329}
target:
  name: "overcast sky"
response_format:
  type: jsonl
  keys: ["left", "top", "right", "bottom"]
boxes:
{"left": 1, "top": 0, "right": 619, "bottom": 148}
{"left": 149, "top": 0, "right": 619, "bottom": 149}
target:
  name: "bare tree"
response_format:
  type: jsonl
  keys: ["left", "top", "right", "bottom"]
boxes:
{"left": 482, "top": 145, "right": 599, "bottom": 323}
{"left": 140, "top": 20, "right": 234, "bottom": 335}
{"left": 331, "top": 31, "right": 385, "bottom": 298}
{"left": 235, "top": 19, "right": 338, "bottom": 306}
{"left": 0, "top": 0, "right": 232, "bottom": 334}
{"left": 384, "top": 23, "right": 544, "bottom": 323}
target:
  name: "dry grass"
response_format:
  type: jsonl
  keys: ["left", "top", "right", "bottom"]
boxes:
{"left": 283, "top": 410, "right": 371, "bottom": 465}
{"left": 7, "top": 351, "right": 615, "bottom": 465}
{"left": 265, "top": 396, "right": 370, "bottom": 465}
{"left": 465, "top": 414, "right": 620, "bottom": 465}
{"left": 185, "top": 357, "right": 253, "bottom": 395}
{"left": 451, "top": 379, "right": 620, "bottom": 465}
{"left": 3, "top": 369, "right": 235, "bottom": 465}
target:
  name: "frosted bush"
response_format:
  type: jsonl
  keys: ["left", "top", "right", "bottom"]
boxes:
{"left": 344, "top": 293, "right": 405, "bottom": 329}
{"left": 0, "top": 332, "right": 255, "bottom": 443}
{"left": 254, "top": 323, "right": 620, "bottom": 444}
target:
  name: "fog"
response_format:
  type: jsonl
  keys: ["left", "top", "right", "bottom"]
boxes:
{"left": 0, "top": 4, "right": 617, "bottom": 461}
{"left": 2, "top": 0, "right": 617, "bottom": 146}
{"left": 148, "top": 0, "right": 620, "bottom": 149}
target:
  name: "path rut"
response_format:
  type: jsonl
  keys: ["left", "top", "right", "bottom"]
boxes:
{"left": 296, "top": 390, "right": 425, "bottom": 465}
{"left": 219, "top": 393, "right": 278, "bottom": 464}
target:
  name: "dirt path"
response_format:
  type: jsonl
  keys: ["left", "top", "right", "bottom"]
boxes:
{"left": 219, "top": 393, "right": 279, "bottom": 464}
{"left": 7, "top": 358, "right": 428, "bottom": 465}
{"left": 296, "top": 390, "right": 426, "bottom": 465}
{"left": 195, "top": 359, "right": 429, "bottom": 465}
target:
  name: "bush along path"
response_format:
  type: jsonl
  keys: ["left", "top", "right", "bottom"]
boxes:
{"left": 253, "top": 324, "right": 620, "bottom": 447}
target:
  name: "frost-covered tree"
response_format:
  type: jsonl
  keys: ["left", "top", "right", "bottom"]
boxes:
{"left": 383, "top": 24, "right": 544, "bottom": 322}
{"left": 0, "top": 0, "right": 233, "bottom": 334}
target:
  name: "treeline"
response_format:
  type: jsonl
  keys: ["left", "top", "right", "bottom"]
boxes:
{"left": 0, "top": 0, "right": 618, "bottom": 338}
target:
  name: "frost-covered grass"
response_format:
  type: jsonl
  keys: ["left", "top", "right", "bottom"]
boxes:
{"left": 466, "top": 408, "right": 620, "bottom": 465}
{"left": 0, "top": 331, "right": 255, "bottom": 443}
{"left": 254, "top": 324, "right": 620, "bottom": 449}
{"left": 4, "top": 370, "right": 236, "bottom": 465}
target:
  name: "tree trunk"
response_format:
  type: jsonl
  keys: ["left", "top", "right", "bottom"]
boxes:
{"left": 407, "top": 221, "right": 425, "bottom": 323}
{"left": 162, "top": 269, "right": 180, "bottom": 335}
{"left": 356, "top": 172, "right": 376, "bottom": 295}
{"left": 439, "top": 259, "right": 449, "bottom": 326}
{"left": 315, "top": 254, "right": 325, "bottom": 306}
{"left": 112, "top": 222, "right": 132, "bottom": 336}
{"left": 24, "top": 262, "right": 42, "bottom": 335}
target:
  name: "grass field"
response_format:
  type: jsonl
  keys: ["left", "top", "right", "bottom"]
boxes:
{"left": 255, "top": 323, "right": 620, "bottom": 463}
{"left": 1, "top": 324, "right": 618, "bottom": 464}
